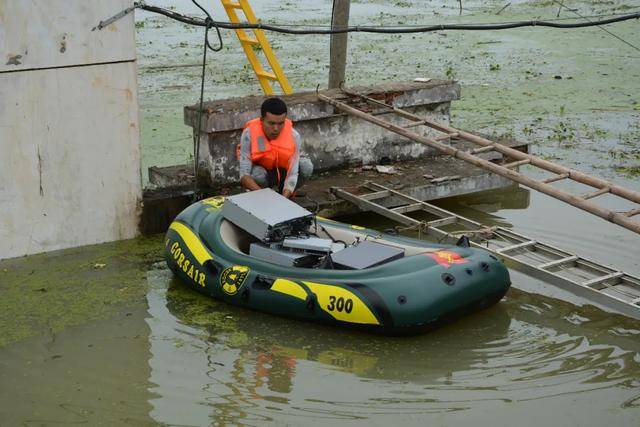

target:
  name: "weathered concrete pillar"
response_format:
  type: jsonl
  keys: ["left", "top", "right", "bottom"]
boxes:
{"left": 0, "top": 0, "right": 142, "bottom": 259}
{"left": 328, "top": 0, "right": 351, "bottom": 89}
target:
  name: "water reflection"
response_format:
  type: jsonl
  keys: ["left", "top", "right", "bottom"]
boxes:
{"left": 146, "top": 267, "right": 640, "bottom": 425}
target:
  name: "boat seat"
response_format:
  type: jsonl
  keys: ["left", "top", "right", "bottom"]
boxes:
{"left": 219, "top": 219, "right": 258, "bottom": 254}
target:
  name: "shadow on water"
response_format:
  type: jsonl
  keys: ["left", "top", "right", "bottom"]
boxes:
{"left": 146, "top": 264, "right": 640, "bottom": 426}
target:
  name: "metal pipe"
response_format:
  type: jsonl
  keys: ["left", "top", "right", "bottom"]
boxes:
{"left": 318, "top": 92, "right": 640, "bottom": 234}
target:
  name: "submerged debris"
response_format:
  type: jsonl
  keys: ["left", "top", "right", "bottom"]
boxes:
{"left": 375, "top": 165, "right": 398, "bottom": 174}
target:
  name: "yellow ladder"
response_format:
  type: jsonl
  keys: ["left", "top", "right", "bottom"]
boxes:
{"left": 220, "top": 0, "right": 293, "bottom": 95}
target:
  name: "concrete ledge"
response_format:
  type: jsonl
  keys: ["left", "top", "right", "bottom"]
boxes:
{"left": 183, "top": 80, "right": 460, "bottom": 187}
{"left": 141, "top": 137, "right": 530, "bottom": 235}
{"left": 184, "top": 80, "right": 459, "bottom": 132}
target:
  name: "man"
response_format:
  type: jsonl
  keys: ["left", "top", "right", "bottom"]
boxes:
{"left": 238, "top": 97, "right": 313, "bottom": 199}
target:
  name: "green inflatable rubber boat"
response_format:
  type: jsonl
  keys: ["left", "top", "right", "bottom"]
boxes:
{"left": 165, "top": 191, "right": 511, "bottom": 335}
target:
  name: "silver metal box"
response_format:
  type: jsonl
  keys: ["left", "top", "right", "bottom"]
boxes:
{"left": 283, "top": 236, "right": 334, "bottom": 253}
{"left": 249, "top": 243, "right": 316, "bottom": 267}
{"left": 222, "top": 189, "right": 313, "bottom": 242}
{"left": 330, "top": 240, "right": 404, "bottom": 270}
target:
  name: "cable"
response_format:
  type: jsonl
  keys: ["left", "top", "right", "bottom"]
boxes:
{"left": 553, "top": 0, "right": 640, "bottom": 53}
{"left": 137, "top": 4, "right": 640, "bottom": 35}
{"left": 190, "top": 0, "right": 223, "bottom": 51}
{"left": 190, "top": 0, "right": 223, "bottom": 201}
{"left": 138, "top": 11, "right": 639, "bottom": 28}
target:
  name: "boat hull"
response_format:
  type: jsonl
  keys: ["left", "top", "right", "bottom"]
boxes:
{"left": 164, "top": 197, "right": 511, "bottom": 335}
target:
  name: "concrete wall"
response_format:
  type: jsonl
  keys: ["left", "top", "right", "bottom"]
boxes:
{"left": 184, "top": 81, "right": 459, "bottom": 187}
{"left": 0, "top": 0, "right": 141, "bottom": 259}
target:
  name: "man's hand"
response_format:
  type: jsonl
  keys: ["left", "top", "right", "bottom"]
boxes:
{"left": 240, "top": 175, "right": 262, "bottom": 191}
{"left": 282, "top": 189, "right": 293, "bottom": 199}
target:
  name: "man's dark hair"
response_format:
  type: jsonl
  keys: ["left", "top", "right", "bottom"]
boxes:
{"left": 261, "top": 97, "right": 287, "bottom": 117}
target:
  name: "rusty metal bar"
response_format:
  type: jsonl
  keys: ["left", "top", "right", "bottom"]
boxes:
{"left": 625, "top": 208, "right": 640, "bottom": 218}
{"left": 318, "top": 91, "right": 640, "bottom": 235}
{"left": 543, "top": 173, "right": 570, "bottom": 184}
{"left": 471, "top": 145, "right": 496, "bottom": 155}
{"left": 338, "top": 87, "right": 640, "bottom": 205}
{"left": 503, "top": 159, "right": 531, "bottom": 169}
{"left": 582, "top": 187, "right": 610, "bottom": 200}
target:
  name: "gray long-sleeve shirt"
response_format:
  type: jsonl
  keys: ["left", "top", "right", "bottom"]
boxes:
{"left": 239, "top": 126, "right": 302, "bottom": 193}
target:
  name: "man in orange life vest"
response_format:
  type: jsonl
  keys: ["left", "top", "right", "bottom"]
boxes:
{"left": 238, "top": 97, "right": 313, "bottom": 199}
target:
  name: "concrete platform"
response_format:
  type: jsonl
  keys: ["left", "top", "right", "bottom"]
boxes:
{"left": 184, "top": 80, "right": 460, "bottom": 187}
{"left": 140, "top": 137, "right": 528, "bottom": 234}
{"left": 140, "top": 80, "right": 529, "bottom": 235}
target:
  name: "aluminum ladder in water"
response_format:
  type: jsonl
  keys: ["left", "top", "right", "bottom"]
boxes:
{"left": 317, "top": 87, "right": 640, "bottom": 235}
{"left": 333, "top": 181, "right": 640, "bottom": 320}
{"left": 220, "top": 0, "right": 292, "bottom": 95}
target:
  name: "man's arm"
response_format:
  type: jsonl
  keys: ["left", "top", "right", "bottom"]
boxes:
{"left": 282, "top": 129, "right": 302, "bottom": 198}
{"left": 239, "top": 128, "right": 261, "bottom": 191}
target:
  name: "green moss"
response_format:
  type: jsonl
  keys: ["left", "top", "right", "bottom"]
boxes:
{"left": 614, "top": 165, "right": 640, "bottom": 177}
{"left": 0, "top": 235, "right": 164, "bottom": 348}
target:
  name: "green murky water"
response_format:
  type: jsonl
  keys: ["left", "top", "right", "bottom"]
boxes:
{"left": 2, "top": 188, "right": 640, "bottom": 425}
{"left": 2, "top": 1, "right": 640, "bottom": 425}
{"left": 135, "top": 0, "right": 640, "bottom": 182}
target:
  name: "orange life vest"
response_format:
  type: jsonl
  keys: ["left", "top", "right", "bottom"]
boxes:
{"left": 242, "top": 117, "right": 296, "bottom": 173}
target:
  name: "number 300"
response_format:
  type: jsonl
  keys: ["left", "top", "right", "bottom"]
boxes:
{"left": 327, "top": 296, "right": 353, "bottom": 313}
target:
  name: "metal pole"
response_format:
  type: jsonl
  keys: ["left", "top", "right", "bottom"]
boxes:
{"left": 328, "top": 0, "right": 351, "bottom": 89}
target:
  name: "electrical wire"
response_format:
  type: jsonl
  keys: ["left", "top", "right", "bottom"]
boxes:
{"left": 553, "top": 0, "right": 640, "bottom": 53}
{"left": 138, "top": 11, "right": 639, "bottom": 28}
{"left": 190, "top": 0, "right": 223, "bottom": 201}
{"left": 136, "top": 3, "right": 640, "bottom": 35}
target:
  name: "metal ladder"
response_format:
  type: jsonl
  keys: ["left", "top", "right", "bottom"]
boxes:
{"left": 220, "top": 0, "right": 292, "bottom": 95}
{"left": 333, "top": 182, "right": 640, "bottom": 320}
{"left": 317, "top": 88, "right": 640, "bottom": 235}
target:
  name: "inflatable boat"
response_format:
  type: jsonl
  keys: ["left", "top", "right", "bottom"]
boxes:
{"left": 164, "top": 190, "right": 511, "bottom": 335}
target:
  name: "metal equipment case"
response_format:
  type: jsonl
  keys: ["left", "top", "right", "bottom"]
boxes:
{"left": 221, "top": 189, "right": 313, "bottom": 242}
{"left": 331, "top": 241, "right": 405, "bottom": 270}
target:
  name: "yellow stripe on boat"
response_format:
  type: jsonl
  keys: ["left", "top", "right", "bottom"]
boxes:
{"left": 169, "top": 222, "right": 213, "bottom": 265}
{"left": 303, "top": 281, "right": 380, "bottom": 325}
{"left": 271, "top": 279, "right": 308, "bottom": 301}
{"left": 201, "top": 196, "right": 225, "bottom": 210}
